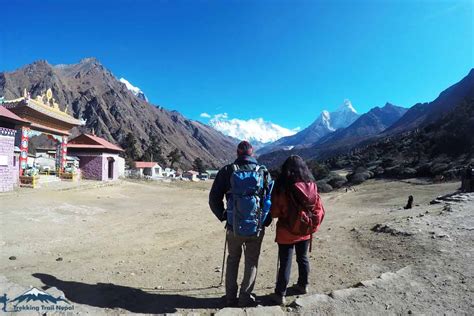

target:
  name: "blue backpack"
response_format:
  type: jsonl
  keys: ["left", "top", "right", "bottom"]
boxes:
{"left": 227, "top": 164, "right": 274, "bottom": 238}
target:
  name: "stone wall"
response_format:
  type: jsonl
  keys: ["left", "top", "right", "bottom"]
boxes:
{"left": 73, "top": 153, "right": 103, "bottom": 180}
{"left": 69, "top": 151, "right": 123, "bottom": 181}
{"left": 0, "top": 128, "right": 17, "bottom": 192}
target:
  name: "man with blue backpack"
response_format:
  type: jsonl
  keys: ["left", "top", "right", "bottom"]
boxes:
{"left": 209, "top": 141, "right": 274, "bottom": 307}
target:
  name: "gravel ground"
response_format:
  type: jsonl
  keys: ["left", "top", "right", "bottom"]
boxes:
{"left": 0, "top": 179, "right": 471, "bottom": 315}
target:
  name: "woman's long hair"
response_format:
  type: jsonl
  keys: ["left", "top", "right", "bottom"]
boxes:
{"left": 274, "top": 155, "right": 314, "bottom": 193}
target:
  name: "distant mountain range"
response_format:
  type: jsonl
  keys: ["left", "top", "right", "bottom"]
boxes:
{"left": 317, "top": 102, "right": 407, "bottom": 147}
{"left": 257, "top": 99, "right": 360, "bottom": 155}
{"left": 259, "top": 69, "right": 474, "bottom": 168}
{"left": 2, "top": 57, "right": 471, "bottom": 171}
{"left": 208, "top": 114, "right": 297, "bottom": 145}
{"left": 0, "top": 58, "right": 237, "bottom": 168}
{"left": 324, "top": 97, "right": 474, "bottom": 183}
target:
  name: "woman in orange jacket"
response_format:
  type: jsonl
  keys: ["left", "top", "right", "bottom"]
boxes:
{"left": 270, "top": 155, "right": 325, "bottom": 305}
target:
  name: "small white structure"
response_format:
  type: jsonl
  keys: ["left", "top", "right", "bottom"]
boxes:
{"left": 162, "top": 167, "right": 176, "bottom": 178}
{"left": 134, "top": 161, "right": 163, "bottom": 178}
{"left": 117, "top": 156, "right": 125, "bottom": 178}
{"left": 206, "top": 169, "right": 219, "bottom": 179}
{"left": 183, "top": 170, "right": 199, "bottom": 181}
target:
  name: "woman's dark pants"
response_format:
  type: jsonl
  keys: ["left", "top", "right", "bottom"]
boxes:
{"left": 275, "top": 239, "right": 310, "bottom": 296}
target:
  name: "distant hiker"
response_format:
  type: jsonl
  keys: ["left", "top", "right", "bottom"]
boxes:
{"left": 404, "top": 195, "right": 414, "bottom": 209}
{"left": 270, "top": 155, "right": 325, "bottom": 305}
{"left": 209, "top": 141, "right": 273, "bottom": 307}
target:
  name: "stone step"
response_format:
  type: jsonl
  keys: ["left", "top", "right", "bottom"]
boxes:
{"left": 37, "top": 175, "right": 61, "bottom": 184}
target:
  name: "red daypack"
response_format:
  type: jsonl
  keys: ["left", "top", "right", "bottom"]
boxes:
{"left": 286, "top": 182, "right": 325, "bottom": 236}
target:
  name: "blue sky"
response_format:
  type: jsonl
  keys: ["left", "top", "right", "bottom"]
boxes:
{"left": 1, "top": 0, "right": 473, "bottom": 131}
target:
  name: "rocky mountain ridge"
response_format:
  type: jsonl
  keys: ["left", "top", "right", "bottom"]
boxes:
{"left": 257, "top": 99, "right": 360, "bottom": 155}
{"left": 0, "top": 58, "right": 237, "bottom": 168}
{"left": 259, "top": 69, "right": 474, "bottom": 169}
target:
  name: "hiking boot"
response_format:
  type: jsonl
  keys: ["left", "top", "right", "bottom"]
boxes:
{"left": 224, "top": 296, "right": 238, "bottom": 307}
{"left": 293, "top": 283, "right": 309, "bottom": 294}
{"left": 269, "top": 293, "right": 286, "bottom": 306}
{"left": 238, "top": 294, "right": 257, "bottom": 308}
{"left": 225, "top": 299, "right": 238, "bottom": 307}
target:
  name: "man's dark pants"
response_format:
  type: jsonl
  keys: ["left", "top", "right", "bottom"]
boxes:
{"left": 275, "top": 239, "right": 310, "bottom": 296}
{"left": 225, "top": 228, "right": 264, "bottom": 304}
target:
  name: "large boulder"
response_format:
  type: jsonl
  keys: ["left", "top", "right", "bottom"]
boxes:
{"left": 347, "top": 172, "right": 370, "bottom": 185}
{"left": 430, "top": 163, "right": 449, "bottom": 175}
{"left": 443, "top": 168, "right": 462, "bottom": 180}
{"left": 384, "top": 165, "right": 402, "bottom": 177}
{"left": 327, "top": 173, "right": 347, "bottom": 189}
{"left": 374, "top": 166, "right": 385, "bottom": 176}
{"left": 400, "top": 167, "right": 417, "bottom": 178}
{"left": 316, "top": 180, "right": 333, "bottom": 193}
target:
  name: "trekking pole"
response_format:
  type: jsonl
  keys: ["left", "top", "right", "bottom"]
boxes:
{"left": 219, "top": 230, "right": 227, "bottom": 286}
{"left": 275, "top": 251, "right": 280, "bottom": 285}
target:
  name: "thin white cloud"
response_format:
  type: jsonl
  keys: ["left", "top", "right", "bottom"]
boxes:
{"left": 200, "top": 112, "right": 211, "bottom": 118}
{"left": 208, "top": 113, "right": 298, "bottom": 144}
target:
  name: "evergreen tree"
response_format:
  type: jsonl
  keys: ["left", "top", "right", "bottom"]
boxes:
{"left": 123, "top": 132, "right": 140, "bottom": 166}
{"left": 193, "top": 157, "right": 206, "bottom": 174}
{"left": 142, "top": 136, "right": 166, "bottom": 166}
{"left": 167, "top": 148, "right": 182, "bottom": 168}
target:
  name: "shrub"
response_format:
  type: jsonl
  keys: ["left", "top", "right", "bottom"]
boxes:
{"left": 347, "top": 172, "right": 370, "bottom": 184}
{"left": 327, "top": 173, "right": 347, "bottom": 188}
{"left": 307, "top": 161, "right": 330, "bottom": 180}
{"left": 430, "top": 163, "right": 449, "bottom": 175}
{"left": 316, "top": 180, "right": 333, "bottom": 193}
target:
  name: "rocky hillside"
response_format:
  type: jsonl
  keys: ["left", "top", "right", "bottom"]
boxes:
{"left": 0, "top": 58, "right": 237, "bottom": 168}
{"left": 315, "top": 98, "right": 474, "bottom": 192}
{"left": 385, "top": 69, "right": 474, "bottom": 134}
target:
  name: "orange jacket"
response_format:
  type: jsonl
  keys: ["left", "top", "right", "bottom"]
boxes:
{"left": 271, "top": 190, "right": 312, "bottom": 245}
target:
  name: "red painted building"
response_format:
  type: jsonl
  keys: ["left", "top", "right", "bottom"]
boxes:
{"left": 68, "top": 134, "right": 125, "bottom": 181}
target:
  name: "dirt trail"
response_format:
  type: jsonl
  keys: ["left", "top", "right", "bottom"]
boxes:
{"left": 0, "top": 179, "right": 471, "bottom": 315}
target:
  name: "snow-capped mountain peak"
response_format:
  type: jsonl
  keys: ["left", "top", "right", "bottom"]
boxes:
{"left": 330, "top": 99, "right": 360, "bottom": 129}
{"left": 256, "top": 99, "right": 360, "bottom": 154}
{"left": 337, "top": 99, "right": 358, "bottom": 114}
{"left": 208, "top": 114, "right": 298, "bottom": 144}
{"left": 320, "top": 110, "right": 335, "bottom": 131}
{"left": 119, "top": 77, "right": 148, "bottom": 102}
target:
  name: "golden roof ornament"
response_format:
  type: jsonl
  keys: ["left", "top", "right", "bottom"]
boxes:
{"left": 46, "top": 88, "right": 53, "bottom": 101}
{"left": 52, "top": 98, "right": 60, "bottom": 110}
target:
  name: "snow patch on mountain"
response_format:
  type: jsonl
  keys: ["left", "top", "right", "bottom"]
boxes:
{"left": 207, "top": 113, "right": 298, "bottom": 144}
{"left": 119, "top": 77, "right": 148, "bottom": 102}
{"left": 320, "top": 110, "right": 335, "bottom": 131}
